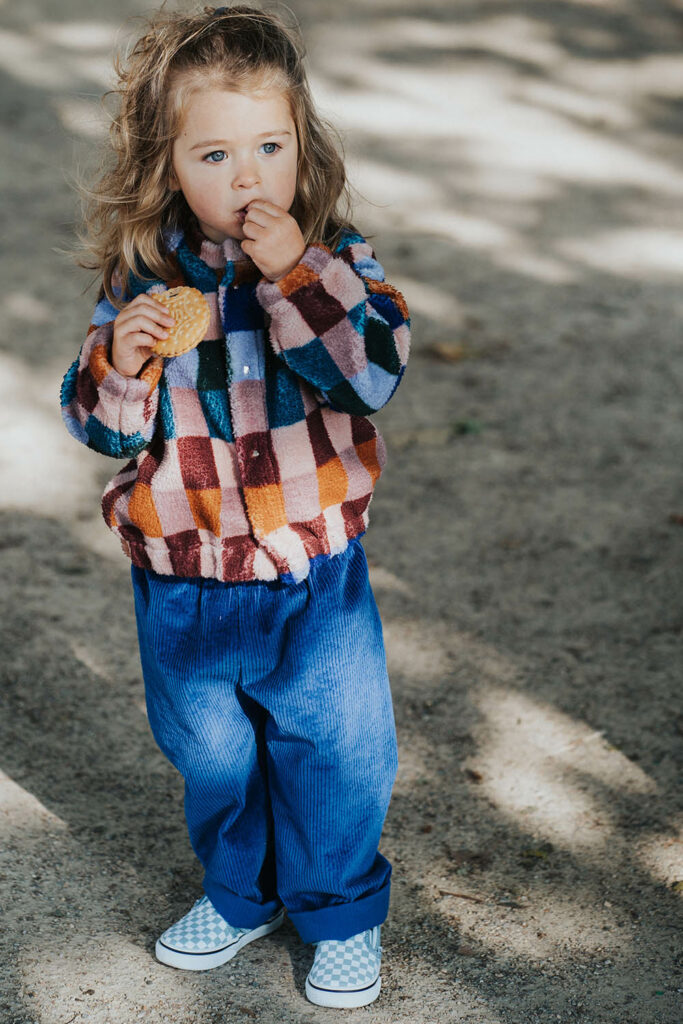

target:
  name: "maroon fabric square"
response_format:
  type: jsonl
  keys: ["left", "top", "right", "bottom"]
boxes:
{"left": 236, "top": 432, "right": 280, "bottom": 488}
{"left": 288, "top": 280, "right": 348, "bottom": 338}
{"left": 167, "top": 531, "right": 202, "bottom": 576}
{"left": 177, "top": 436, "right": 220, "bottom": 490}
{"left": 78, "top": 369, "right": 99, "bottom": 415}
{"left": 117, "top": 522, "right": 146, "bottom": 546}
{"left": 292, "top": 516, "right": 329, "bottom": 557}
{"left": 102, "top": 472, "right": 134, "bottom": 526}
{"left": 350, "top": 415, "right": 377, "bottom": 445}
{"left": 306, "top": 408, "right": 337, "bottom": 468}
{"left": 222, "top": 536, "right": 256, "bottom": 580}
{"left": 137, "top": 448, "right": 161, "bottom": 486}
{"left": 341, "top": 495, "right": 371, "bottom": 533}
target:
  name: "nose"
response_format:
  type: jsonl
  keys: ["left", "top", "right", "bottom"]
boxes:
{"left": 231, "top": 154, "right": 260, "bottom": 190}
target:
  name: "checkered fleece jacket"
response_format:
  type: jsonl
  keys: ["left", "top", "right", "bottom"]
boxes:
{"left": 61, "top": 226, "right": 410, "bottom": 583}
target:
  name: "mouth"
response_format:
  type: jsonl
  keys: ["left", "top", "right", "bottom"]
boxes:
{"left": 234, "top": 205, "right": 250, "bottom": 223}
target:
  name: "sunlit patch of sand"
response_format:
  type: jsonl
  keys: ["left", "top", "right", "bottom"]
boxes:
{"left": 470, "top": 688, "right": 656, "bottom": 850}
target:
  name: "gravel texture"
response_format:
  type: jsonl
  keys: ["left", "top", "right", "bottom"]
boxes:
{"left": 1, "top": 1, "right": 682, "bottom": 1022}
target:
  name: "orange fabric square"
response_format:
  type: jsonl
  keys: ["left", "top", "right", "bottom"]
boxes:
{"left": 367, "top": 279, "right": 410, "bottom": 321}
{"left": 128, "top": 482, "right": 164, "bottom": 538}
{"left": 244, "top": 483, "right": 288, "bottom": 535}
{"left": 317, "top": 456, "right": 349, "bottom": 509}
{"left": 187, "top": 488, "right": 222, "bottom": 536}
{"left": 356, "top": 439, "right": 382, "bottom": 486}
{"left": 89, "top": 343, "right": 112, "bottom": 386}
{"left": 277, "top": 261, "right": 320, "bottom": 299}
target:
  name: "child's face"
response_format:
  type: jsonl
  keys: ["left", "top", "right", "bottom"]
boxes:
{"left": 170, "top": 87, "right": 299, "bottom": 244}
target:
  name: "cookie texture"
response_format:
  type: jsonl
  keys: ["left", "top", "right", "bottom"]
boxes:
{"left": 151, "top": 287, "right": 211, "bottom": 357}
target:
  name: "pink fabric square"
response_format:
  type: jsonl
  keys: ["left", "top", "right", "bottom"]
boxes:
{"left": 319, "top": 408, "right": 353, "bottom": 451}
{"left": 319, "top": 257, "right": 367, "bottom": 311}
{"left": 219, "top": 485, "right": 251, "bottom": 534}
{"left": 282, "top": 474, "right": 319, "bottom": 522}
{"left": 302, "top": 245, "right": 333, "bottom": 275}
{"left": 210, "top": 438, "right": 241, "bottom": 489}
{"left": 271, "top": 420, "right": 318, "bottom": 480}
{"left": 320, "top": 316, "right": 367, "bottom": 378}
{"left": 150, "top": 440, "right": 183, "bottom": 493}
{"left": 205, "top": 293, "right": 222, "bottom": 339}
{"left": 338, "top": 446, "right": 373, "bottom": 500}
{"left": 171, "top": 387, "right": 211, "bottom": 437}
{"left": 266, "top": 298, "right": 316, "bottom": 351}
{"left": 230, "top": 378, "right": 268, "bottom": 433}
{"left": 395, "top": 323, "right": 410, "bottom": 364}
{"left": 153, "top": 487, "right": 197, "bottom": 535}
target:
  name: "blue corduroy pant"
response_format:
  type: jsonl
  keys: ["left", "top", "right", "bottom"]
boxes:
{"left": 131, "top": 538, "right": 398, "bottom": 943}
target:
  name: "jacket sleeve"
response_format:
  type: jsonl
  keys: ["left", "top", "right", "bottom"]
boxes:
{"left": 256, "top": 232, "right": 410, "bottom": 415}
{"left": 60, "top": 289, "right": 163, "bottom": 458}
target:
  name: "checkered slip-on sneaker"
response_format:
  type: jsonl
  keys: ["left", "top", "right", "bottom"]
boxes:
{"left": 155, "top": 896, "right": 285, "bottom": 971}
{"left": 305, "top": 926, "right": 382, "bottom": 1008}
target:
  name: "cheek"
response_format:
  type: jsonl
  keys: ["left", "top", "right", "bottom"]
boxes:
{"left": 284, "top": 156, "right": 299, "bottom": 202}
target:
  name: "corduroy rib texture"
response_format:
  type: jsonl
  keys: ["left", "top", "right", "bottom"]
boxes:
{"left": 132, "top": 537, "right": 397, "bottom": 942}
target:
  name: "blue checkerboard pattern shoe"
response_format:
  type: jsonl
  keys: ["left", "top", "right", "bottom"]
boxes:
{"left": 305, "top": 926, "right": 382, "bottom": 1008}
{"left": 155, "top": 895, "right": 285, "bottom": 971}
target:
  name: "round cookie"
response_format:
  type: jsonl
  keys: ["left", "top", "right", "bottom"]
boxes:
{"left": 151, "top": 287, "right": 211, "bottom": 357}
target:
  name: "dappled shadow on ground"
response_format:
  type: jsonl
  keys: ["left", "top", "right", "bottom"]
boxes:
{"left": 1, "top": 1, "right": 682, "bottom": 1022}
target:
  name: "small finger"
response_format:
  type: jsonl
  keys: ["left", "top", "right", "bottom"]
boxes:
{"left": 130, "top": 331, "right": 161, "bottom": 349}
{"left": 246, "top": 199, "right": 285, "bottom": 217}
{"left": 126, "top": 296, "right": 175, "bottom": 325}
{"left": 244, "top": 205, "right": 276, "bottom": 227}
{"left": 124, "top": 315, "right": 171, "bottom": 340}
{"left": 241, "top": 221, "right": 262, "bottom": 241}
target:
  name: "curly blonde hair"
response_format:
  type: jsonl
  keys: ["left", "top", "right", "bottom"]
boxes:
{"left": 77, "top": 4, "right": 355, "bottom": 305}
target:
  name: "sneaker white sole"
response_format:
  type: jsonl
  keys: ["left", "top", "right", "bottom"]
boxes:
{"left": 155, "top": 908, "right": 286, "bottom": 971}
{"left": 305, "top": 975, "right": 381, "bottom": 1009}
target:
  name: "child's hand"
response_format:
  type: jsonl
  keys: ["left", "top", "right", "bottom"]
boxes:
{"left": 112, "top": 295, "right": 175, "bottom": 378}
{"left": 240, "top": 200, "right": 306, "bottom": 282}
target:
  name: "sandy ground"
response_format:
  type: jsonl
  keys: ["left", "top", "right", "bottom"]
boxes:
{"left": 1, "top": 1, "right": 682, "bottom": 1022}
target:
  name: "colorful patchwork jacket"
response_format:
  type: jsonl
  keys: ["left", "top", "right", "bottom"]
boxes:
{"left": 61, "top": 223, "right": 410, "bottom": 583}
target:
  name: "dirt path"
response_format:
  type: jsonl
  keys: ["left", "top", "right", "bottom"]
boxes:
{"left": 1, "top": 2, "right": 681, "bottom": 1022}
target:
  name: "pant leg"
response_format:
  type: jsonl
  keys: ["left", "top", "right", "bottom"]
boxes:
{"left": 131, "top": 566, "right": 280, "bottom": 928}
{"left": 237, "top": 539, "right": 399, "bottom": 942}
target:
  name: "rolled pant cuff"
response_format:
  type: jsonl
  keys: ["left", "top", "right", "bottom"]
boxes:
{"left": 203, "top": 876, "right": 281, "bottom": 930}
{"left": 288, "top": 881, "right": 391, "bottom": 943}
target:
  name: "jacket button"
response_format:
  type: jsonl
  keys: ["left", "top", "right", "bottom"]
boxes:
{"left": 243, "top": 365, "right": 250, "bottom": 374}
{"left": 251, "top": 449, "right": 259, "bottom": 458}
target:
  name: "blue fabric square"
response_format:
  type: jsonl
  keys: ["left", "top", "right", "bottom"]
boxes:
{"left": 200, "top": 388, "right": 234, "bottom": 441}
{"left": 158, "top": 380, "right": 176, "bottom": 439}
{"left": 224, "top": 330, "right": 265, "bottom": 381}
{"left": 368, "top": 291, "right": 406, "bottom": 331}
{"left": 265, "top": 359, "right": 306, "bottom": 428}
{"left": 164, "top": 346, "right": 200, "bottom": 387}
{"left": 85, "top": 414, "right": 148, "bottom": 458}
{"left": 92, "top": 295, "right": 119, "bottom": 327}
{"left": 346, "top": 301, "right": 366, "bottom": 336}
{"left": 348, "top": 361, "right": 396, "bottom": 409}
{"left": 176, "top": 242, "right": 221, "bottom": 294}
{"left": 282, "top": 337, "right": 346, "bottom": 392}
{"left": 225, "top": 282, "right": 264, "bottom": 332}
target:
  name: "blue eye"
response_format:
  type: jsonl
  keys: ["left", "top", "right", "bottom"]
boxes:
{"left": 261, "top": 142, "right": 281, "bottom": 155}
{"left": 204, "top": 150, "right": 226, "bottom": 163}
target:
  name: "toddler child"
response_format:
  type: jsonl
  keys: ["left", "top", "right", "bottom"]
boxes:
{"left": 61, "top": 3, "right": 410, "bottom": 1009}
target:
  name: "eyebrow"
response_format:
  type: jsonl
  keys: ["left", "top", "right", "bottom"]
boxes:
{"left": 189, "top": 129, "right": 292, "bottom": 151}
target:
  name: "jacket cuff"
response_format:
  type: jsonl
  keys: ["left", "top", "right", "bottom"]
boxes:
{"left": 256, "top": 243, "right": 367, "bottom": 355}
{"left": 86, "top": 323, "right": 163, "bottom": 403}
